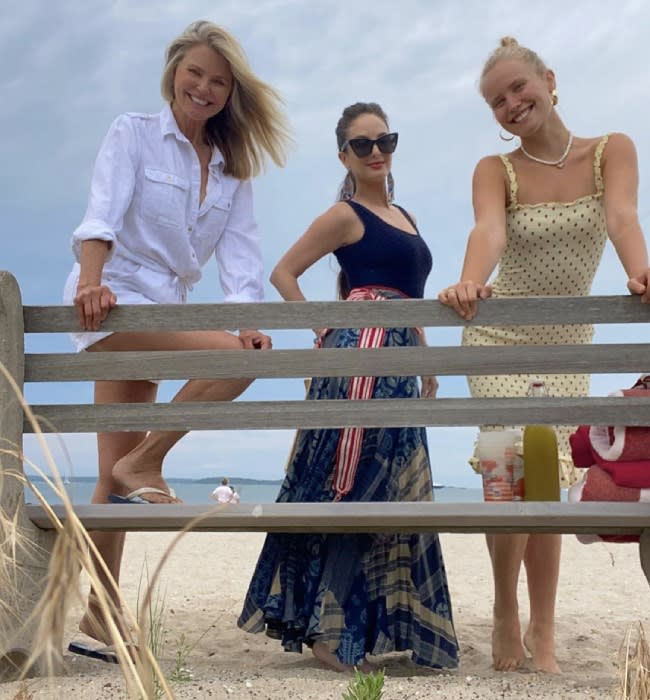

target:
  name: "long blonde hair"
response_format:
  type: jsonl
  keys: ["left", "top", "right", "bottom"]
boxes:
{"left": 479, "top": 37, "right": 549, "bottom": 96}
{"left": 161, "top": 20, "right": 291, "bottom": 180}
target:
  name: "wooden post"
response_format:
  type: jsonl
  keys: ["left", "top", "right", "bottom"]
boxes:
{"left": 0, "top": 271, "right": 56, "bottom": 679}
{"left": 640, "top": 529, "right": 650, "bottom": 588}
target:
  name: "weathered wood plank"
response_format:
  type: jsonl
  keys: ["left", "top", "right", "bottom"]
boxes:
{"left": 24, "top": 343, "right": 650, "bottom": 382}
{"left": 0, "top": 272, "right": 56, "bottom": 676}
{"left": 640, "top": 529, "right": 650, "bottom": 587}
{"left": 25, "top": 502, "right": 650, "bottom": 534}
{"left": 23, "top": 295, "right": 650, "bottom": 333}
{"left": 24, "top": 396, "right": 650, "bottom": 433}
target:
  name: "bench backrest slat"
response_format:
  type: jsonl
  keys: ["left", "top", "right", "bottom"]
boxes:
{"left": 22, "top": 295, "right": 650, "bottom": 333}
{"left": 24, "top": 343, "right": 650, "bottom": 382}
{"left": 24, "top": 396, "right": 650, "bottom": 433}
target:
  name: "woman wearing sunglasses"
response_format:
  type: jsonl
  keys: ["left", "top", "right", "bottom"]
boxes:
{"left": 238, "top": 102, "right": 459, "bottom": 673}
{"left": 439, "top": 37, "right": 649, "bottom": 673}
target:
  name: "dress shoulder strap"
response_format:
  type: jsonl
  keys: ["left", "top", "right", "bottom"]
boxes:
{"left": 498, "top": 154, "right": 518, "bottom": 207}
{"left": 394, "top": 204, "right": 419, "bottom": 232}
{"left": 593, "top": 134, "right": 609, "bottom": 196}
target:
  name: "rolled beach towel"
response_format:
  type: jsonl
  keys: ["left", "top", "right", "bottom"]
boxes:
{"left": 569, "top": 374, "right": 650, "bottom": 488}
{"left": 567, "top": 465, "right": 650, "bottom": 544}
{"left": 570, "top": 424, "right": 650, "bottom": 488}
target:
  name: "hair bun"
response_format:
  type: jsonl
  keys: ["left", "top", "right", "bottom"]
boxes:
{"left": 500, "top": 36, "right": 519, "bottom": 48}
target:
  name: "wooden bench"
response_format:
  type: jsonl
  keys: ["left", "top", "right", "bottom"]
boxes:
{"left": 1, "top": 268, "right": 650, "bottom": 675}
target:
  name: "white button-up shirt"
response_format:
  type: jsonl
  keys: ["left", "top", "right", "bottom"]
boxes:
{"left": 70, "top": 104, "right": 264, "bottom": 305}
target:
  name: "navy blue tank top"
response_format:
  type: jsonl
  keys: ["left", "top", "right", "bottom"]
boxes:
{"left": 334, "top": 201, "right": 433, "bottom": 299}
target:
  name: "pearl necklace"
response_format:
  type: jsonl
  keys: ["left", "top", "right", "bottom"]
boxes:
{"left": 520, "top": 132, "right": 573, "bottom": 169}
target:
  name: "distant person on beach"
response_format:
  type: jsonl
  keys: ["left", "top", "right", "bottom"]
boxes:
{"left": 238, "top": 102, "right": 459, "bottom": 672}
{"left": 438, "top": 37, "right": 650, "bottom": 673}
{"left": 63, "top": 20, "right": 289, "bottom": 658}
{"left": 212, "top": 477, "right": 239, "bottom": 503}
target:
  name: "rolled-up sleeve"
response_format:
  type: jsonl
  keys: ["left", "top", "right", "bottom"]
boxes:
{"left": 71, "top": 115, "right": 139, "bottom": 262}
{"left": 214, "top": 179, "right": 264, "bottom": 303}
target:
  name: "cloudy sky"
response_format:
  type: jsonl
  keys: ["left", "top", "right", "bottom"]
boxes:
{"left": 4, "top": 0, "right": 650, "bottom": 489}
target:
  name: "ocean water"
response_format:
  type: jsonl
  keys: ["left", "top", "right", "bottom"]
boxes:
{"left": 25, "top": 479, "right": 484, "bottom": 506}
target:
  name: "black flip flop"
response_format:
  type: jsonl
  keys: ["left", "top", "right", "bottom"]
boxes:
{"left": 68, "top": 640, "right": 119, "bottom": 664}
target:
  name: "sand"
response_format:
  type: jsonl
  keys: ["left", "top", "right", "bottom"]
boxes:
{"left": 2, "top": 530, "right": 648, "bottom": 699}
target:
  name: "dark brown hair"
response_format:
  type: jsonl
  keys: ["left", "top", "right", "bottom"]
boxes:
{"left": 335, "top": 102, "right": 389, "bottom": 150}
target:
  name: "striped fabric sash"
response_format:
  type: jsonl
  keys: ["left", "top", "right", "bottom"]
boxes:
{"left": 331, "top": 286, "right": 389, "bottom": 500}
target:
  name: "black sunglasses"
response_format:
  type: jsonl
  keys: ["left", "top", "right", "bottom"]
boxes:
{"left": 340, "top": 132, "right": 398, "bottom": 158}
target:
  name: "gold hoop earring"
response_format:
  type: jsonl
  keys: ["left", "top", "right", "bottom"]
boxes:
{"left": 499, "top": 130, "right": 515, "bottom": 142}
{"left": 551, "top": 89, "right": 558, "bottom": 106}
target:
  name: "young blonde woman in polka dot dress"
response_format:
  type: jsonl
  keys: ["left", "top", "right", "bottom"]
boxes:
{"left": 439, "top": 37, "right": 650, "bottom": 674}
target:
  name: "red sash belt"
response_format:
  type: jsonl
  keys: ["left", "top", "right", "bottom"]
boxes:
{"left": 331, "top": 286, "right": 390, "bottom": 500}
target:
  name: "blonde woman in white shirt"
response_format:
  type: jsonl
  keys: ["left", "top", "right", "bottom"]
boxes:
{"left": 64, "top": 20, "right": 289, "bottom": 658}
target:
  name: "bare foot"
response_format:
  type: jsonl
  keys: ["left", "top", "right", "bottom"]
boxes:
{"left": 312, "top": 640, "right": 351, "bottom": 672}
{"left": 79, "top": 604, "right": 134, "bottom": 648}
{"left": 356, "top": 658, "right": 377, "bottom": 674}
{"left": 524, "top": 626, "right": 560, "bottom": 673}
{"left": 492, "top": 614, "right": 526, "bottom": 671}
{"left": 79, "top": 612, "right": 112, "bottom": 647}
{"left": 312, "top": 641, "right": 374, "bottom": 673}
{"left": 112, "top": 450, "right": 178, "bottom": 504}
{"left": 78, "top": 600, "right": 140, "bottom": 664}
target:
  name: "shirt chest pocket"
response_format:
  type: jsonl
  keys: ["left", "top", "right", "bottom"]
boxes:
{"left": 140, "top": 168, "right": 189, "bottom": 228}
{"left": 199, "top": 195, "right": 233, "bottom": 237}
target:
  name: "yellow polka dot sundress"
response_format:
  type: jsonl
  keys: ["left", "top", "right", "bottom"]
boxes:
{"left": 462, "top": 135, "right": 609, "bottom": 487}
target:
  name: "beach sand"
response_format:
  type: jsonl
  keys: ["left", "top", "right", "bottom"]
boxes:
{"left": 3, "top": 530, "right": 648, "bottom": 699}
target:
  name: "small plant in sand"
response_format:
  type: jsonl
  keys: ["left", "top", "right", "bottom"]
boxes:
{"left": 137, "top": 560, "right": 168, "bottom": 659}
{"left": 618, "top": 621, "right": 650, "bottom": 700}
{"left": 168, "top": 622, "right": 215, "bottom": 683}
{"left": 342, "top": 667, "right": 385, "bottom": 700}
{"left": 137, "top": 562, "right": 214, "bottom": 685}
{"left": 168, "top": 633, "right": 193, "bottom": 682}
{"left": 137, "top": 560, "right": 168, "bottom": 699}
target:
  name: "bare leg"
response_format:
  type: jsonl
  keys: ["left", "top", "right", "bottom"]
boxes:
{"left": 111, "top": 375, "right": 252, "bottom": 501}
{"left": 523, "top": 534, "right": 561, "bottom": 673}
{"left": 90, "top": 331, "right": 255, "bottom": 503}
{"left": 486, "top": 533, "right": 528, "bottom": 671}
{"left": 79, "top": 379, "right": 157, "bottom": 644}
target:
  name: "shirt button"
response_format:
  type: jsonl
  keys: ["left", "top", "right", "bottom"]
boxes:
{"left": 188, "top": 226, "right": 193, "bottom": 232}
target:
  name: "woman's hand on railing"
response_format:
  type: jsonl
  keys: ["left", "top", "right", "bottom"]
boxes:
{"left": 312, "top": 329, "right": 327, "bottom": 345}
{"left": 421, "top": 375, "right": 438, "bottom": 399}
{"left": 239, "top": 329, "right": 272, "bottom": 350}
{"left": 438, "top": 281, "right": 492, "bottom": 321}
{"left": 73, "top": 283, "right": 117, "bottom": 331}
{"left": 627, "top": 271, "right": 650, "bottom": 304}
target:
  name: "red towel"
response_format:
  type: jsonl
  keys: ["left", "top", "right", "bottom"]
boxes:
{"left": 569, "top": 465, "right": 644, "bottom": 543}
{"left": 590, "top": 388, "right": 650, "bottom": 462}
{"left": 569, "top": 425, "right": 650, "bottom": 488}
{"left": 568, "top": 374, "right": 650, "bottom": 488}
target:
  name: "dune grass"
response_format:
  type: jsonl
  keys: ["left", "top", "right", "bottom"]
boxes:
{"left": 0, "top": 356, "right": 253, "bottom": 698}
{"left": 618, "top": 621, "right": 650, "bottom": 700}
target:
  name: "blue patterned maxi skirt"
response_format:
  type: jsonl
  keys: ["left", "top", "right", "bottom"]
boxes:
{"left": 237, "top": 324, "right": 459, "bottom": 669}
